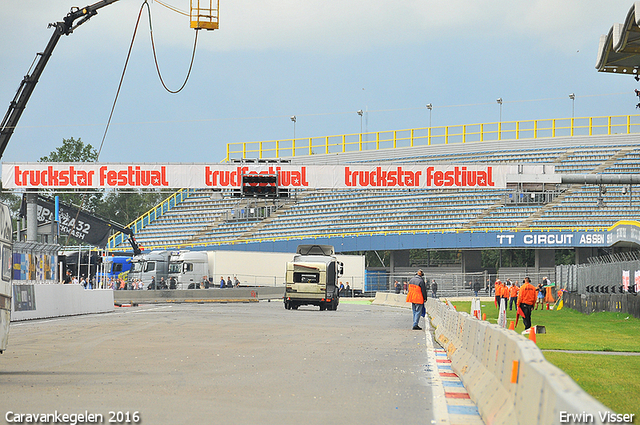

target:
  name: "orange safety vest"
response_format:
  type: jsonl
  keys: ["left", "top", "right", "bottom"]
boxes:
{"left": 510, "top": 285, "right": 519, "bottom": 298}
{"left": 406, "top": 283, "right": 424, "bottom": 304}
{"left": 517, "top": 283, "right": 537, "bottom": 306}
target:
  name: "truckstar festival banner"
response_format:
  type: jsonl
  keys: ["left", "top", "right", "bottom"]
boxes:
{"left": 2, "top": 163, "right": 553, "bottom": 190}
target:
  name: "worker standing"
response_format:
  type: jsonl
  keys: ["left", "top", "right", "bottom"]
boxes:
{"left": 517, "top": 277, "right": 538, "bottom": 331}
{"left": 509, "top": 280, "right": 519, "bottom": 311}
{"left": 406, "top": 269, "right": 428, "bottom": 331}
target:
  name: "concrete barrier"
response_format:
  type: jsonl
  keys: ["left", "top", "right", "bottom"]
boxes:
{"left": 113, "top": 286, "right": 282, "bottom": 304}
{"left": 426, "top": 297, "right": 611, "bottom": 425}
{"left": 372, "top": 292, "right": 411, "bottom": 308}
{"left": 11, "top": 284, "right": 114, "bottom": 321}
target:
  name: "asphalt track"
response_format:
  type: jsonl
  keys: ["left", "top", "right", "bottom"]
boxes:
{"left": 1, "top": 301, "right": 436, "bottom": 425}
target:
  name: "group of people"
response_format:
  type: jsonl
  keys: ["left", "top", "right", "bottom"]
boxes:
{"left": 406, "top": 268, "right": 552, "bottom": 332}
{"left": 492, "top": 276, "right": 553, "bottom": 331}
{"left": 492, "top": 278, "right": 521, "bottom": 311}
{"left": 338, "top": 282, "right": 352, "bottom": 296}
{"left": 218, "top": 276, "right": 240, "bottom": 289}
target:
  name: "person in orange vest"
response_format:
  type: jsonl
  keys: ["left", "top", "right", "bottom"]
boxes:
{"left": 494, "top": 279, "right": 502, "bottom": 308}
{"left": 517, "top": 277, "right": 538, "bottom": 331}
{"left": 501, "top": 280, "right": 509, "bottom": 307}
{"left": 508, "top": 280, "right": 519, "bottom": 311}
{"left": 406, "top": 269, "right": 428, "bottom": 330}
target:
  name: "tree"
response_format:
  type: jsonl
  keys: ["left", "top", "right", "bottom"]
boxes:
{"left": 39, "top": 137, "right": 98, "bottom": 163}
{"left": 100, "top": 189, "right": 172, "bottom": 227}
{"left": 39, "top": 137, "right": 103, "bottom": 213}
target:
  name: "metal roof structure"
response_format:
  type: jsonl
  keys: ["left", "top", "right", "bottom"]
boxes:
{"left": 596, "top": 2, "right": 640, "bottom": 74}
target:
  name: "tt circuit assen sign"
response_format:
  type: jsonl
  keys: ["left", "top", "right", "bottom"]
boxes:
{"left": 2, "top": 163, "right": 553, "bottom": 190}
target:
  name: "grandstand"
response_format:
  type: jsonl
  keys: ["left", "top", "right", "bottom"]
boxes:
{"left": 108, "top": 113, "right": 640, "bottom": 290}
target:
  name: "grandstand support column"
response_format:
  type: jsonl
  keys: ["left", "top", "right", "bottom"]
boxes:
{"left": 389, "top": 250, "right": 410, "bottom": 286}
{"left": 26, "top": 189, "right": 38, "bottom": 242}
{"left": 534, "top": 249, "right": 555, "bottom": 275}
{"left": 575, "top": 247, "right": 598, "bottom": 265}
{"left": 461, "top": 249, "right": 482, "bottom": 275}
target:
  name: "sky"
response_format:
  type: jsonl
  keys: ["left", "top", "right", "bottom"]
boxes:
{"left": 0, "top": 0, "right": 639, "bottom": 164}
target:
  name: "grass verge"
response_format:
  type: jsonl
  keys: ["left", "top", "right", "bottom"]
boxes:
{"left": 449, "top": 299, "right": 640, "bottom": 417}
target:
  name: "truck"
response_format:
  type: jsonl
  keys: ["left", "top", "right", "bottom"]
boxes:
{"left": 99, "top": 255, "right": 132, "bottom": 281}
{"left": 284, "top": 245, "right": 344, "bottom": 311}
{"left": 127, "top": 250, "right": 171, "bottom": 289}
{"left": 168, "top": 250, "right": 294, "bottom": 289}
{"left": 166, "top": 249, "right": 365, "bottom": 291}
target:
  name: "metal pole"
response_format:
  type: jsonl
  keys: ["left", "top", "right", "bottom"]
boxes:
{"left": 77, "top": 245, "right": 81, "bottom": 283}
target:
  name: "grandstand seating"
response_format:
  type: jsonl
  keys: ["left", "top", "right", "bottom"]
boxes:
{"left": 109, "top": 133, "right": 640, "bottom": 251}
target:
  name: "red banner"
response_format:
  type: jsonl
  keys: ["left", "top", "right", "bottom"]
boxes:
{"left": 2, "top": 163, "right": 552, "bottom": 189}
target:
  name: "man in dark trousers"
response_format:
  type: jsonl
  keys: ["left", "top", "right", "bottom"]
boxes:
{"left": 406, "top": 269, "right": 428, "bottom": 330}
{"left": 517, "top": 277, "right": 538, "bottom": 331}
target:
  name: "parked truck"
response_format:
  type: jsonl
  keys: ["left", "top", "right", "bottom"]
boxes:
{"left": 168, "top": 250, "right": 294, "bottom": 289}
{"left": 127, "top": 250, "right": 171, "bottom": 289}
{"left": 166, "top": 249, "right": 365, "bottom": 291}
{"left": 99, "top": 255, "right": 132, "bottom": 281}
{"left": 284, "top": 245, "right": 344, "bottom": 311}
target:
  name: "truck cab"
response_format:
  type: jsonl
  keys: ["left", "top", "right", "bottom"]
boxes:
{"left": 168, "top": 250, "right": 210, "bottom": 289}
{"left": 128, "top": 250, "right": 170, "bottom": 289}
{"left": 284, "top": 245, "right": 343, "bottom": 311}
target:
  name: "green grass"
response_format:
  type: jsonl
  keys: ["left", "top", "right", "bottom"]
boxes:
{"left": 543, "top": 352, "right": 640, "bottom": 419}
{"left": 449, "top": 299, "right": 640, "bottom": 417}
{"left": 450, "top": 300, "right": 640, "bottom": 351}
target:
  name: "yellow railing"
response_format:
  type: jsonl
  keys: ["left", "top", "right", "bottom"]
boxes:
{"left": 225, "top": 114, "right": 640, "bottom": 161}
{"left": 106, "top": 188, "right": 194, "bottom": 251}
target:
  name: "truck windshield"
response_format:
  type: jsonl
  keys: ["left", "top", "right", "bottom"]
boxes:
{"left": 294, "top": 272, "right": 319, "bottom": 283}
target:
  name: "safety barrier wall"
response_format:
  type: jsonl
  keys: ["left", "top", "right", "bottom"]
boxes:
{"left": 11, "top": 284, "right": 114, "bottom": 321}
{"left": 426, "top": 298, "right": 611, "bottom": 425}
{"left": 112, "top": 287, "right": 281, "bottom": 304}
{"left": 371, "top": 291, "right": 412, "bottom": 308}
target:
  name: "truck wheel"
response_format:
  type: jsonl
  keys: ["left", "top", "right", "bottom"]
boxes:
{"left": 319, "top": 303, "right": 326, "bottom": 311}
{"left": 284, "top": 300, "right": 290, "bottom": 310}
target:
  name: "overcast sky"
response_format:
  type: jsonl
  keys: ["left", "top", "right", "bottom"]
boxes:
{"left": 0, "top": 0, "right": 638, "bottom": 164}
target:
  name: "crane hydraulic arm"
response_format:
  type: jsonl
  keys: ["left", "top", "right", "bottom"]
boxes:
{"left": 107, "top": 222, "right": 142, "bottom": 256}
{"left": 0, "top": 0, "right": 121, "bottom": 160}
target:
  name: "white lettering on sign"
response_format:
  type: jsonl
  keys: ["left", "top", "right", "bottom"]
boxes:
{"left": 579, "top": 234, "right": 605, "bottom": 245}
{"left": 523, "top": 234, "right": 575, "bottom": 245}
{"left": 496, "top": 235, "right": 515, "bottom": 245}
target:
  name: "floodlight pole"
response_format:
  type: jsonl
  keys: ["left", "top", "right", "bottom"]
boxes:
{"left": 569, "top": 93, "right": 575, "bottom": 118}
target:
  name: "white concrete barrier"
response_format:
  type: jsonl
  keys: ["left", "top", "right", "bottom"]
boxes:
{"left": 372, "top": 292, "right": 411, "bottom": 308}
{"left": 426, "top": 297, "right": 611, "bottom": 425}
{"left": 11, "top": 284, "right": 114, "bottom": 321}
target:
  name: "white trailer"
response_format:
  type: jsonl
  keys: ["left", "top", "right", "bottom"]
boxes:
{"left": 168, "top": 250, "right": 365, "bottom": 291}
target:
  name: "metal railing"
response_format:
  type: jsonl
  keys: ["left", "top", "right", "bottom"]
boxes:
{"left": 225, "top": 114, "right": 640, "bottom": 161}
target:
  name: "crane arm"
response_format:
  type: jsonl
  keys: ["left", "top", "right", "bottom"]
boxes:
{"left": 0, "top": 0, "right": 121, "bottom": 159}
{"left": 107, "top": 223, "right": 142, "bottom": 256}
